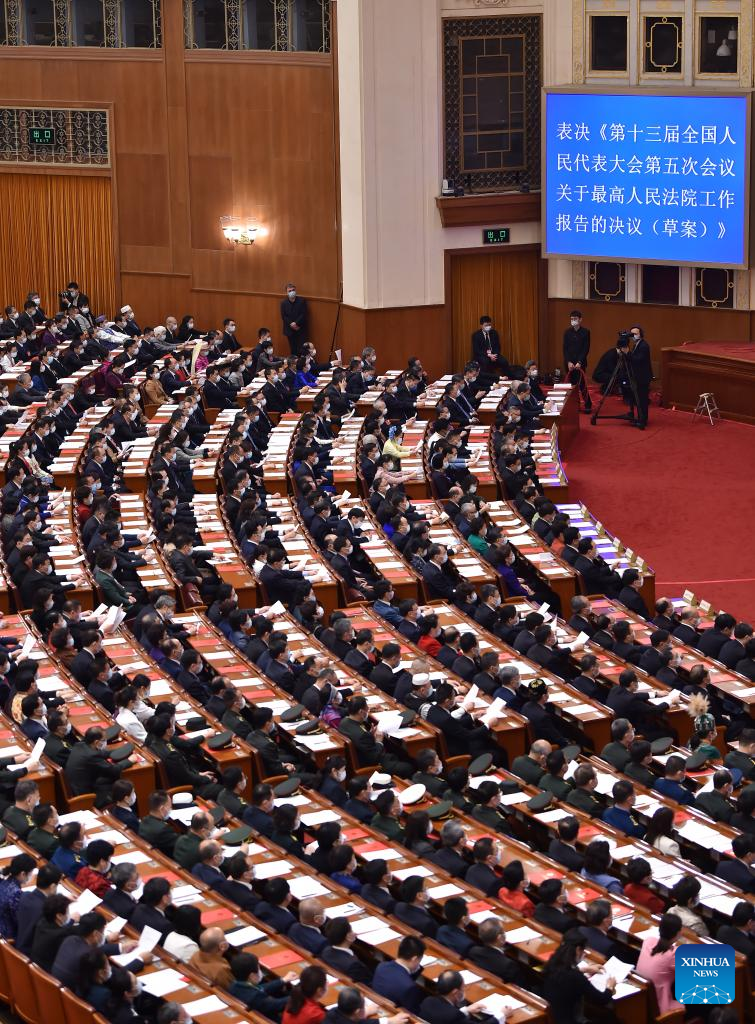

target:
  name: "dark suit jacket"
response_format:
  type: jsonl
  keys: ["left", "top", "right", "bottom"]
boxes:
{"left": 468, "top": 943, "right": 524, "bottom": 986}
{"left": 618, "top": 585, "right": 650, "bottom": 619}
{"left": 64, "top": 743, "right": 122, "bottom": 796}
{"left": 673, "top": 623, "right": 700, "bottom": 646}
{"left": 436, "top": 924, "right": 474, "bottom": 957}
{"left": 428, "top": 845, "right": 468, "bottom": 878}
{"left": 288, "top": 922, "right": 328, "bottom": 955}
{"left": 606, "top": 686, "right": 666, "bottom": 729}
{"left": 465, "top": 862, "right": 501, "bottom": 896}
{"left": 393, "top": 902, "right": 437, "bottom": 937}
{"left": 421, "top": 561, "right": 457, "bottom": 601}
{"left": 259, "top": 563, "right": 306, "bottom": 605}
{"left": 14, "top": 888, "right": 45, "bottom": 955}
{"left": 521, "top": 700, "right": 568, "bottom": 746}
{"left": 130, "top": 904, "right": 171, "bottom": 940}
{"left": 52, "top": 934, "right": 120, "bottom": 988}
{"left": 563, "top": 325, "right": 590, "bottom": 367}
{"left": 254, "top": 901, "right": 295, "bottom": 933}
{"left": 533, "top": 903, "right": 575, "bottom": 934}
{"left": 472, "top": 328, "right": 504, "bottom": 369}
{"left": 321, "top": 946, "right": 372, "bottom": 984}
{"left": 697, "top": 629, "right": 729, "bottom": 659}
{"left": 717, "top": 925, "right": 755, "bottom": 971}
{"left": 548, "top": 838, "right": 584, "bottom": 872}
{"left": 103, "top": 887, "right": 138, "bottom": 919}
{"left": 720, "top": 638, "right": 747, "bottom": 669}
{"left": 372, "top": 960, "right": 424, "bottom": 1013}
{"left": 360, "top": 883, "right": 395, "bottom": 913}
{"left": 631, "top": 338, "right": 652, "bottom": 386}
{"left": 715, "top": 858, "right": 755, "bottom": 894}
{"left": 420, "top": 995, "right": 496, "bottom": 1024}
{"left": 221, "top": 879, "right": 259, "bottom": 912}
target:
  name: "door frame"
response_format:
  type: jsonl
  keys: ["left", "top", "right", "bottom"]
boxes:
{"left": 443, "top": 243, "right": 549, "bottom": 369}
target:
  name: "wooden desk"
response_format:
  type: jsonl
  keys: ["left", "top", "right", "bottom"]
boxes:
{"left": 661, "top": 342, "right": 755, "bottom": 425}
{"left": 482, "top": 500, "right": 577, "bottom": 610}
{"left": 338, "top": 605, "right": 530, "bottom": 764}
{"left": 555, "top": 502, "right": 656, "bottom": 611}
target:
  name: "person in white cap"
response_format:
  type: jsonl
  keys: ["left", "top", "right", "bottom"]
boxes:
{"left": 120, "top": 305, "right": 141, "bottom": 338}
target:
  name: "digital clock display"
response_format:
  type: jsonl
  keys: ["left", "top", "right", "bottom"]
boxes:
{"left": 482, "top": 228, "right": 510, "bottom": 245}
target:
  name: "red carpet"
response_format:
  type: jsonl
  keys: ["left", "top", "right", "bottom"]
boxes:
{"left": 562, "top": 394, "right": 755, "bottom": 622}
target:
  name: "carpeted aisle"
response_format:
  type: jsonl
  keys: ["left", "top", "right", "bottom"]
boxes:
{"left": 562, "top": 394, "right": 755, "bottom": 622}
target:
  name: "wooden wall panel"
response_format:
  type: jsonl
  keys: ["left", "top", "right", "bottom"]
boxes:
{"left": 184, "top": 60, "right": 339, "bottom": 300}
{"left": 0, "top": 12, "right": 339, "bottom": 323}
{"left": 338, "top": 305, "right": 450, "bottom": 380}
{"left": 189, "top": 155, "right": 234, "bottom": 252}
{"left": 117, "top": 154, "right": 171, "bottom": 248}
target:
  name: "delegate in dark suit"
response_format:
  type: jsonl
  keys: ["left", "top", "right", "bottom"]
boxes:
{"left": 321, "top": 946, "right": 372, "bottom": 984}
{"left": 372, "top": 960, "right": 424, "bottom": 1014}
{"left": 468, "top": 943, "right": 525, "bottom": 986}
{"left": 419, "top": 994, "right": 497, "bottom": 1024}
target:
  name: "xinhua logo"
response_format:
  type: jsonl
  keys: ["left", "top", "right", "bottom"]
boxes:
{"left": 675, "top": 944, "right": 735, "bottom": 1004}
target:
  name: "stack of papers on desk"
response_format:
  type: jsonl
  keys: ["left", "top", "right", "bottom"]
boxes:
{"left": 225, "top": 924, "right": 266, "bottom": 946}
{"left": 140, "top": 970, "right": 189, "bottom": 995}
{"left": 288, "top": 877, "right": 330, "bottom": 899}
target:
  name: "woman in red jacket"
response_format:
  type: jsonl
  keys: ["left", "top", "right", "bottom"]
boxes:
{"left": 497, "top": 859, "right": 535, "bottom": 917}
{"left": 282, "top": 966, "right": 327, "bottom": 1024}
{"left": 623, "top": 856, "right": 665, "bottom": 915}
{"left": 417, "top": 613, "right": 442, "bottom": 657}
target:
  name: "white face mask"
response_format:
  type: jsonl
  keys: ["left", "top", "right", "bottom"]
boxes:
{"left": 335, "top": 769, "right": 346, "bottom": 782}
{"left": 287, "top": 290, "right": 296, "bottom": 300}
{"left": 570, "top": 319, "right": 580, "bottom": 328}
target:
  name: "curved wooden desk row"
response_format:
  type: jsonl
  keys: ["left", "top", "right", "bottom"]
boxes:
{"left": 0, "top": 806, "right": 430, "bottom": 1024}
{"left": 588, "top": 597, "right": 755, "bottom": 730}
{"left": 169, "top": 399, "right": 650, "bottom": 635}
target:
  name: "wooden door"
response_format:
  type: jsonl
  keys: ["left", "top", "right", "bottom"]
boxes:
{"left": 449, "top": 248, "right": 539, "bottom": 370}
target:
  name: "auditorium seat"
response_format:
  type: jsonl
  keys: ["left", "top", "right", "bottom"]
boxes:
{"left": 1, "top": 942, "right": 40, "bottom": 1024}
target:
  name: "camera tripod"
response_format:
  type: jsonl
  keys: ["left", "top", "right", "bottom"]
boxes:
{"left": 590, "top": 348, "right": 642, "bottom": 427}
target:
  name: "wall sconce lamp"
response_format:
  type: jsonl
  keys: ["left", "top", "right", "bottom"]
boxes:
{"left": 220, "top": 216, "right": 258, "bottom": 246}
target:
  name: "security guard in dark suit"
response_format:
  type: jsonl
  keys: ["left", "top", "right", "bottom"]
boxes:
{"left": 563, "top": 310, "right": 591, "bottom": 411}
{"left": 627, "top": 325, "right": 652, "bottom": 428}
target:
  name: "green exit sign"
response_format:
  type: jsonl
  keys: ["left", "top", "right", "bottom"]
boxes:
{"left": 482, "top": 227, "right": 510, "bottom": 245}
{"left": 28, "top": 127, "right": 55, "bottom": 146}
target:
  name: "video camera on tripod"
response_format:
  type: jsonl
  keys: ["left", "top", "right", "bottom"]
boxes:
{"left": 589, "top": 329, "right": 642, "bottom": 426}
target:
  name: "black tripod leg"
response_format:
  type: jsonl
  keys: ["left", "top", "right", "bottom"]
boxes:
{"left": 590, "top": 360, "right": 621, "bottom": 425}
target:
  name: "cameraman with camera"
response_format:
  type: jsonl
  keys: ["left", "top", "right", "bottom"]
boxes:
{"left": 59, "top": 281, "right": 89, "bottom": 313}
{"left": 615, "top": 327, "right": 652, "bottom": 430}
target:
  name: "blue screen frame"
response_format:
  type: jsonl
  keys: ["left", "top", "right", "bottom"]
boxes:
{"left": 543, "top": 89, "right": 751, "bottom": 268}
